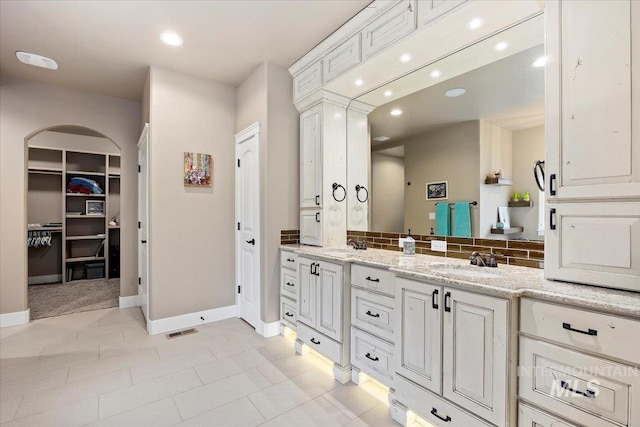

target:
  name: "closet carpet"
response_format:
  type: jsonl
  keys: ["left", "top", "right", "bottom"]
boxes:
{"left": 29, "top": 278, "right": 120, "bottom": 319}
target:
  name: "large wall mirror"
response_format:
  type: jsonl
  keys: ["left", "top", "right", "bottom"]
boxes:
{"left": 349, "top": 14, "right": 545, "bottom": 241}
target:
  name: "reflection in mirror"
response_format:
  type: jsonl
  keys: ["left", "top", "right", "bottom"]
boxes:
{"left": 353, "top": 15, "right": 544, "bottom": 241}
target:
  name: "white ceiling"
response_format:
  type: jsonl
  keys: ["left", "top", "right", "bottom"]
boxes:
{"left": 0, "top": 0, "right": 370, "bottom": 101}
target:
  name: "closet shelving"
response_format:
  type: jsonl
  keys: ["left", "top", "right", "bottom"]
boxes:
{"left": 27, "top": 146, "right": 121, "bottom": 284}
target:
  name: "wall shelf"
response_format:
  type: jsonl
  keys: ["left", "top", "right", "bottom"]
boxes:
{"left": 66, "top": 235, "right": 106, "bottom": 241}
{"left": 66, "top": 256, "right": 105, "bottom": 263}
{"left": 491, "top": 227, "right": 524, "bottom": 235}
{"left": 66, "top": 193, "right": 105, "bottom": 197}
{"left": 27, "top": 227, "right": 63, "bottom": 232}
{"left": 484, "top": 177, "right": 513, "bottom": 186}
{"left": 67, "top": 170, "right": 106, "bottom": 177}
{"left": 28, "top": 168, "right": 63, "bottom": 175}
{"left": 508, "top": 200, "right": 533, "bottom": 208}
{"left": 66, "top": 215, "right": 105, "bottom": 219}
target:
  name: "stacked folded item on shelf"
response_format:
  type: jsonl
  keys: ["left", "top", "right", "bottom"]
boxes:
{"left": 67, "top": 177, "right": 103, "bottom": 194}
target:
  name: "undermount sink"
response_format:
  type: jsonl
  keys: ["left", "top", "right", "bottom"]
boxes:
{"left": 429, "top": 264, "right": 504, "bottom": 279}
{"left": 321, "top": 247, "right": 357, "bottom": 255}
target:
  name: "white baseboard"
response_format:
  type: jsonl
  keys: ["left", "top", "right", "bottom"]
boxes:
{"left": 258, "top": 320, "right": 281, "bottom": 338}
{"left": 119, "top": 295, "right": 140, "bottom": 308}
{"left": 0, "top": 309, "right": 30, "bottom": 328}
{"left": 147, "top": 305, "right": 237, "bottom": 335}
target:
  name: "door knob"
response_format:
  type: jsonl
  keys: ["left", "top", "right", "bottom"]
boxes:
{"left": 141, "top": 240, "right": 147, "bottom": 244}
{"left": 246, "top": 238, "right": 255, "bottom": 245}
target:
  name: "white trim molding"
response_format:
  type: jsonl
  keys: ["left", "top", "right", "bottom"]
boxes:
{"left": 0, "top": 309, "right": 30, "bottom": 327}
{"left": 234, "top": 121, "right": 261, "bottom": 143}
{"left": 147, "top": 304, "right": 237, "bottom": 335}
{"left": 258, "top": 320, "right": 281, "bottom": 338}
{"left": 119, "top": 295, "right": 140, "bottom": 308}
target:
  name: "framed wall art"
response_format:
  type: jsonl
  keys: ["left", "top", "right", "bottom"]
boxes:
{"left": 426, "top": 181, "right": 448, "bottom": 200}
{"left": 184, "top": 152, "right": 213, "bottom": 187}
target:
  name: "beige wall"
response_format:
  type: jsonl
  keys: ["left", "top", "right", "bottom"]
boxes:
{"left": 147, "top": 67, "right": 236, "bottom": 320}
{"left": 402, "top": 121, "right": 480, "bottom": 236}
{"left": 371, "top": 153, "right": 404, "bottom": 232}
{"left": 479, "top": 120, "right": 513, "bottom": 239}
{"left": 0, "top": 77, "right": 141, "bottom": 315}
{"left": 236, "top": 62, "right": 299, "bottom": 324}
{"left": 512, "top": 125, "right": 544, "bottom": 241}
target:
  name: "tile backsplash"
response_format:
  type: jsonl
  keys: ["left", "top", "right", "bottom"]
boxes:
{"left": 281, "top": 229, "right": 543, "bottom": 269}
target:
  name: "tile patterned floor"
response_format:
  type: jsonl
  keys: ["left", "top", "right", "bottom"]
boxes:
{"left": 0, "top": 307, "right": 403, "bottom": 426}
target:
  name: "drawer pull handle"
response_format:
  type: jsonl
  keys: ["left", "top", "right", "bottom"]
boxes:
{"left": 366, "top": 310, "right": 380, "bottom": 318}
{"left": 432, "top": 289, "right": 439, "bottom": 309}
{"left": 285, "top": 312, "right": 294, "bottom": 317}
{"left": 430, "top": 408, "right": 451, "bottom": 422}
{"left": 286, "top": 258, "right": 295, "bottom": 262}
{"left": 365, "top": 353, "right": 379, "bottom": 362}
{"left": 563, "top": 322, "right": 597, "bottom": 336}
{"left": 365, "top": 276, "right": 380, "bottom": 282}
{"left": 560, "top": 380, "right": 596, "bottom": 398}
{"left": 285, "top": 282, "right": 295, "bottom": 287}
{"left": 310, "top": 338, "right": 320, "bottom": 345}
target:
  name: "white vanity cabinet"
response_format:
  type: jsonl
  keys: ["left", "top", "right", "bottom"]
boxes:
{"left": 279, "top": 250, "right": 298, "bottom": 332}
{"left": 298, "top": 96, "right": 348, "bottom": 247}
{"left": 295, "top": 255, "right": 352, "bottom": 383}
{"left": 393, "top": 277, "right": 511, "bottom": 427}
{"left": 545, "top": 0, "right": 640, "bottom": 291}
{"left": 518, "top": 298, "right": 640, "bottom": 427}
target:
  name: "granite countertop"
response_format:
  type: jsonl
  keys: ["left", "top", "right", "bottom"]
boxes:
{"left": 280, "top": 244, "right": 640, "bottom": 317}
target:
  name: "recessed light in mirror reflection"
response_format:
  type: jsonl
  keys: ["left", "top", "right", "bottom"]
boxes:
{"left": 467, "top": 18, "right": 484, "bottom": 30}
{"left": 160, "top": 31, "right": 183, "bottom": 46}
{"left": 390, "top": 109, "right": 403, "bottom": 116}
{"left": 444, "top": 88, "right": 466, "bottom": 97}
{"left": 430, "top": 70, "right": 441, "bottom": 78}
{"left": 355, "top": 79, "right": 364, "bottom": 86}
{"left": 532, "top": 57, "right": 546, "bottom": 67}
{"left": 495, "top": 41, "right": 509, "bottom": 51}
{"left": 400, "top": 53, "right": 413, "bottom": 63}
{"left": 384, "top": 90, "right": 393, "bottom": 97}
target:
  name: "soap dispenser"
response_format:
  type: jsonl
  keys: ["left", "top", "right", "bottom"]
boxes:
{"left": 404, "top": 229, "right": 416, "bottom": 256}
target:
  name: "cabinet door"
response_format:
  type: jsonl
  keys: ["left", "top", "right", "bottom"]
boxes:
{"left": 300, "top": 209, "right": 322, "bottom": 246}
{"left": 442, "top": 288, "right": 508, "bottom": 427}
{"left": 316, "top": 260, "right": 343, "bottom": 342}
{"left": 297, "top": 257, "right": 316, "bottom": 328}
{"left": 418, "top": 0, "right": 466, "bottom": 27}
{"left": 395, "top": 278, "right": 442, "bottom": 394}
{"left": 546, "top": 0, "right": 640, "bottom": 200}
{"left": 518, "top": 403, "right": 578, "bottom": 427}
{"left": 300, "top": 105, "right": 323, "bottom": 209}
{"left": 362, "top": 0, "right": 417, "bottom": 59}
{"left": 323, "top": 34, "right": 361, "bottom": 83}
{"left": 545, "top": 202, "right": 640, "bottom": 291}
{"left": 293, "top": 60, "right": 323, "bottom": 102}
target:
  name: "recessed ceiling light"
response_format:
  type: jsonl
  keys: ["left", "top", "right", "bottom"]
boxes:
{"left": 16, "top": 51, "right": 58, "bottom": 70}
{"left": 445, "top": 88, "right": 466, "bottom": 97}
{"left": 399, "top": 53, "right": 413, "bottom": 63}
{"left": 355, "top": 79, "right": 364, "bottom": 86}
{"left": 532, "top": 56, "right": 547, "bottom": 67}
{"left": 390, "top": 109, "right": 403, "bottom": 116}
{"left": 383, "top": 90, "right": 393, "bottom": 97}
{"left": 160, "top": 31, "right": 183, "bottom": 46}
{"left": 467, "top": 18, "right": 484, "bottom": 30}
{"left": 430, "top": 70, "right": 441, "bottom": 78}
{"left": 373, "top": 136, "right": 390, "bottom": 142}
{"left": 495, "top": 41, "right": 509, "bottom": 51}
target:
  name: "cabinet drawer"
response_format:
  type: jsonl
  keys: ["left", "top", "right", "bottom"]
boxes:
{"left": 280, "top": 297, "right": 297, "bottom": 330}
{"left": 293, "top": 60, "right": 322, "bottom": 101}
{"left": 394, "top": 374, "right": 491, "bottom": 427}
{"left": 351, "top": 328, "right": 394, "bottom": 386}
{"left": 280, "top": 250, "right": 298, "bottom": 270}
{"left": 519, "top": 336, "right": 640, "bottom": 427}
{"left": 323, "top": 34, "right": 361, "bottom": 83}
{"left": 362, "top": 0, "right": 417, "bottom": 59}
{"left": 351, "top": 264, "right": 395, "bottom": 296}
{"left": 280, "top": 270, "right": 298, "bottom": 301}
{"left": 518, "top": 403, "right": 578, "bottom": 427}
{"left": 521, "top": 299, "right": 640, "bottom": 365}
{"left": 297, "top": 322, "right": 343, "bottom": 365}
{"left": 351, "top": 288, "right": 394, "bottom": 343}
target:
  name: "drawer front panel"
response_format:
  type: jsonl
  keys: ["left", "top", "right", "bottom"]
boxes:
{"left": 521, "top": 298, "right": 640, "bottom": 365}
{"left": 351, "top": 328, "right": 394, "bottom": 385}
{"left": 518, "top": 403, "right": 578, "bottom": 427}
{"left": 293, "top": 61, "right": 322, "bottom": 101}
{"left": 351, "top": 288, "right": 395, "bottom": 342}
{"left": 394, "top": 374, "right": 491, "bottom": 427}
{"left": 323, "top": 34, "right": 361, "bottom": 83}
{"left": 351, "top": 264, "right": 395, "bottom": 296}
{"left": 280, "top": 270, "right": 298, "bottom": 301}
{"left": 280, "top": 250, "right": 298, "bottom": 270}
{"left": 280, "top": 297, "right": 297, "bottom": 330}
{"left": 519, "top": 336, "right": 639, "bottom": 427}
{"left": 297, "top": 322, "right": 342, "bottom": 364}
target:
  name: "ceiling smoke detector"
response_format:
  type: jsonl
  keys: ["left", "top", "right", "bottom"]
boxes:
{"left": 16, "top": 51, "right": 58, "bottom": 70}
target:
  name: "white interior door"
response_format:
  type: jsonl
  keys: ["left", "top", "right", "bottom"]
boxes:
{"left": 235, "top": 123, "right": 261, "bottom": 329}
{"left": 137, "top": 124, "right": 149, "bottom": 325}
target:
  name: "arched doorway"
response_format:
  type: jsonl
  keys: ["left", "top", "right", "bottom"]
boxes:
{"left": 25, "top": 125, "right": 122, "bottom": 319}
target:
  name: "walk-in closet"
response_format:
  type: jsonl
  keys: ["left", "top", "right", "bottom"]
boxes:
{"left": 27, "top": 126, "right": 122, "bottom": 319}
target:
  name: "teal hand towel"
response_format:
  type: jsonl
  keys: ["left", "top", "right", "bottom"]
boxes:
{"left": 453, "top": 202, "right": 472, "bottom": 237}
{"left": 435, "top": 202, "right": 451, "bottom": 236}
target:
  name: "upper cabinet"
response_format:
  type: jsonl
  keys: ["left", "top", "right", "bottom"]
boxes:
{"left": 293, "top": 61, "right": 323, "bottom": 102}
{"left": 546, "top": 0, "right": 640, "bottom": 200}
{"left": 323, "top": 35, "right": 362, "bottom": 83}
{"left": 418, "top": 0, "right": 466, "bottom": 27}
{"left": 300, "top": 105, "right": 323, "bottom": 209}
{"left": 362, "top": 0, "right": 417, "bottom": 59}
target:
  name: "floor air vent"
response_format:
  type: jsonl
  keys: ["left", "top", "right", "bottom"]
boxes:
{"left": 166, "top": 328, "right": 198, "bottom": 339}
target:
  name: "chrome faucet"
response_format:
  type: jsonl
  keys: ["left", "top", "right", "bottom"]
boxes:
{"left": 470, "top": 252, "right": 498, "bottom": 268}
{"left": 347, "top": 239, "right": 367, "bottom": 250}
